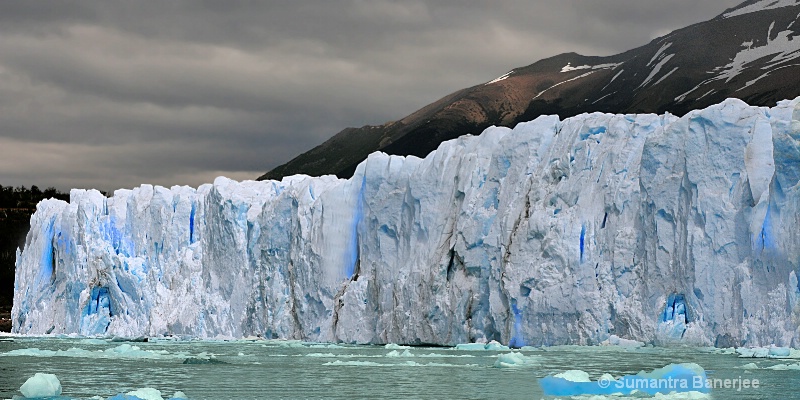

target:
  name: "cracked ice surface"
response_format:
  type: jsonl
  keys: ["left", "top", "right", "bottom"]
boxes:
{"left": 12, "top": 97, "right": 800, "bottom": 347}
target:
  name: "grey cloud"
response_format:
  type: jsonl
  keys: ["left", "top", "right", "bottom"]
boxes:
{"left": 0, "top": 0, "right": 745, "bottom": 191}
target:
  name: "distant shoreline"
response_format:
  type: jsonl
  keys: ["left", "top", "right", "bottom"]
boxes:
{"left": 0, "top": 305, "right": 11, "bottom": 332}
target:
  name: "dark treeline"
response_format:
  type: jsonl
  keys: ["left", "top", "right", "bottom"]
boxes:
{"left": 0, "top": 185, "right": 71, "bottom": 312}
{"left": 0, "top": 185, "right": 69, "bottom": 209}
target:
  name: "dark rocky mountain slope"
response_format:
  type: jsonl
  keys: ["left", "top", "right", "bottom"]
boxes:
{"left": 260, "top": 0, "right": 800, "bottom": 181}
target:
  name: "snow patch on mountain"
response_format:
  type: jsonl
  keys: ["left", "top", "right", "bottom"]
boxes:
{"left": 638, "top": 54, "right": 675, "bottom": 89}
{"left": 561, "top": 63, "right": 621, "bottom": 73}
{"left": 486, "top": 71, "right": 514, "bottom": 85}
{"left": 601, "top": 70, "right": 624, "bottom": 92}
{"left": 723, "top": 0, "right": 800, "bottom": 18}
{"left": 717, "top": 21, "right": 800, "bottom": 81}
{"left": 561, "top": 63, "right": 591, "bottom": 72}
{"left": 676, "top": 18, "right": 800, "bottom": 102}
{"left": 651, "top": 67, "right": 679, "bottom": 87}
{"left": 533, "top": 71, "right": 595, "bottom": 99}
{"left": 647, "top": 42, "right": 673, "bottom": 67}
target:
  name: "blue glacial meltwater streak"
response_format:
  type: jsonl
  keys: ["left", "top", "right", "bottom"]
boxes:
{"left": 38, "top": 218, "right": 55, "bottom": 285}
{"left": 345, "top": 177, "right": 366, "bottom": 279}
{"left": 189, "top": 201, "right": 196, "bottom": 244}
{"left": 509, "top": 302, "right": 525, "bottom": 348}
{"left": 579, "top": 224, "right": 586, "bottom": 263}
{"left": 756, "top": 202, "right": 777, "bottom": 254}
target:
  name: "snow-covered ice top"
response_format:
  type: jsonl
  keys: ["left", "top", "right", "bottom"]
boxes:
{"left": 11, "top": 97, "right": 800, "bottom": 348}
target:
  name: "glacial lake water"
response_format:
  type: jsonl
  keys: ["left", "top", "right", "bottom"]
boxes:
{"left": 1, "top": 336, "right": 799, "bottom": 399}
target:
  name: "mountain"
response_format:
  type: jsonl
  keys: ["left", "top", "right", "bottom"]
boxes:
{"left": 13, "top": 97, "right": 800, "bottom": 346}
{"left": 259, "top": 0, "right": 800, "bottom": 181}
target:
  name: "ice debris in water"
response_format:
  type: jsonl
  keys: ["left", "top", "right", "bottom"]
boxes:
{"left": 107, "top": 388, "right": 188, "bottom": 400}
{"left": 553, "top": 370, "right": 592, "bottom": 382}
{"left": 736, "top": 346, "right": 800, "bottom": 358}
{"left": 455, "top": 340, "right": 509, "bottom": 351}
{"left": 386, "top": 349, "right": 414, "bottom": 357}
{"left": 2, "top": 344, "right": 179, "bottom": 360}
{"left": 125, "top": 388, "right": 163, "bottom": 400}
{"left": 494, "top": 352, "right": 539, "bottom": 368}
{"left": 601, "top": 335, "right": 645, "bottom": 347}
{"left": 540, "top": 363, "right": 708, "bottom": 397}
{"left": 417, "top": 352, "right": 474, "bottom": 358}
{"left": 384, "top": 343, "right": 410, "bottom": 349}
{"left": 322, "top": 359, "right": 475, "bottom": 368}
{"left": 766, "top": 363, "right": 800, "bottom": 370}
{"left": 306, "top": 343, "right": 344, "bottom": 349}
{"left": 19, "top": 373, "right": 62, "bottom": 398}
{"left": 323, "top": 360, "right": 383, "bottom": 367}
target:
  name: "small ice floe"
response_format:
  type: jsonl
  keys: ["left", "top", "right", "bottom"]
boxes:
{"left": 494, "top": 352, "right": 540, "bottom": 368}
{"left": 1, "top": 344, "right": 178, "bottom": 360}
{"left": 384, "top": 343, "right": 410, "bottom": 349}
{"left": 601, "top": 335, "right": 645, "bottom": 348}
{"left": 736, "top": 346, "right": 799, "bottom": 358}
{"left": 766, "top": 363, "right": 800, "bottom": 370}
{"left": 386, "top": 349, "right": 414, "bottom": 357}
{"left": 107, "top": 387, "right": 189, "bottom": 399}
{"left": 454, "top": 340, "right": 509, "bottom": 351}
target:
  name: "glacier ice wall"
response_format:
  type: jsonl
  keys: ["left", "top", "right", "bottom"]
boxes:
{"left": 12, "top": 97, "right": 800, "bottom": 346}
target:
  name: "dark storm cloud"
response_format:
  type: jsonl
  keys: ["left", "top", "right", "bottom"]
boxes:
{"left": 0, "top": 0, "right": 743, "bottom": 192}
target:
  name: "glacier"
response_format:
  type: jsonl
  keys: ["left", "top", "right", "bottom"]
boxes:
{"left": 11, "top": 97, "right": 800, "bottom": 347}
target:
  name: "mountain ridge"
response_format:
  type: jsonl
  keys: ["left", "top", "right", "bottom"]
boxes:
{"left": 259, "top": 0, "right": 800, "bottom": 181}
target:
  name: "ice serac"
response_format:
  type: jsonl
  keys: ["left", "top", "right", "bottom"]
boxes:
{"left": 12, "top": 97, "right": 800, "bottom": 347}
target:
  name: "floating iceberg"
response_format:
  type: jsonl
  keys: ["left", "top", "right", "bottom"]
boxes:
{"left": 15, "top": 371, "right": 188, "bottom": 400}
{"left": 12, "top": 97, "right": 800, "bottom": 347}
{"left": 19, "top": 373, "right": 62, "bottom": 398}
{"left": 539, "top": 363, "right": 709, "bottom": 397}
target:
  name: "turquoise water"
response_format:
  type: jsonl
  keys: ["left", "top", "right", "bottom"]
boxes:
{"left": 1, "top": 337, "right": 798, "bottom": 399}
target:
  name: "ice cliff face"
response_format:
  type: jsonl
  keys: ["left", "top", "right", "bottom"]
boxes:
{"left": 12, "top": 98, "right": 800, "bottom": 347}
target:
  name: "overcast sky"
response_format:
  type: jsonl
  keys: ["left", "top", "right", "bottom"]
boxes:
{"left": 0, "top": 1, "right": 744, "bottom": 192}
